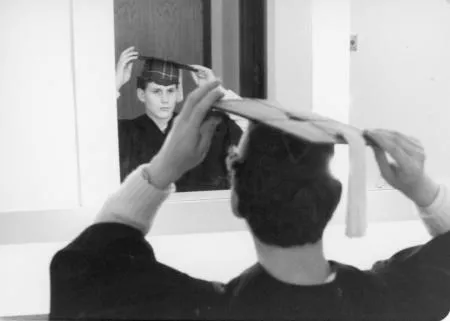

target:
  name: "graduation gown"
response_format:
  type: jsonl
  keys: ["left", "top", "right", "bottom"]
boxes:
{"left": 118, "top": 114, "right": 175, "bottom": 182}
{"left": 118, "top": 114, "right": 243, "bottom": 191}
{"left": 176, "top": 115, "right": 242, "bottom": 192}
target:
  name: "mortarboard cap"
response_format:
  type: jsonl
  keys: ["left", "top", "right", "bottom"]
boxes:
{"left": 137, "top": 55, "right": 198, "bottom": 87}
{"left": 212, "top": 99, "right": 372, "bottom": 238}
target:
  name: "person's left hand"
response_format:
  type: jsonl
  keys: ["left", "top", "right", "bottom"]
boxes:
{"left": 147, "top": 80, "right": 225, "bottom": 189}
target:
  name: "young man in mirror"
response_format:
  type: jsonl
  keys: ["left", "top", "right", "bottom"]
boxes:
{"left": 51, "top": 77, "right": 450, "bottom": 320}
{"left": 115, "top": 46, "right": 243, "bottom": 192}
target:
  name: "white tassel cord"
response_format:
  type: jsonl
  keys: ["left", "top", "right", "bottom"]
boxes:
{"left": 311, "top": 120, "right": 368, "bottom": 237}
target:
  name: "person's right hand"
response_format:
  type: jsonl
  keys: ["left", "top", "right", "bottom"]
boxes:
{"left": 365, "top": 129, "right": 439, "bottom": 207}
{"left": 116, "top": 46, "right": 139, "bottom": 92}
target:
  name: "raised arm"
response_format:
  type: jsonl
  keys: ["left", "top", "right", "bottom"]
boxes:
{"left": 365, "top": 130, "right": 450, "bottom": 320}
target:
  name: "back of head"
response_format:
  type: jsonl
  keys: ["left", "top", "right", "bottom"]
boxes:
{"left": 230, "top": 123, "right": 342, "bottom": 247}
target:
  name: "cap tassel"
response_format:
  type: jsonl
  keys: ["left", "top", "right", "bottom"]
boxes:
{"left": 312, "top": 120, "right": 367, "bottom": 237}
{"left": 343, "top": 129, "right": 367, "bottom": 237}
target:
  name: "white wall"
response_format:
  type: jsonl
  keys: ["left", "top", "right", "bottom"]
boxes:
{"left": 71, "top": 0, "right": 120, "bottom": 207}
{"left": 267, "top": 0, "right": 313, "bottom": 111}
{"left": 311, "top": 0, "right": 351, "bottom": 223}
{"left": 0, "top": 0, "right": 79, "bottom": 211}
{"left": 350, "top": 0, "right": 450, "bottom": 185}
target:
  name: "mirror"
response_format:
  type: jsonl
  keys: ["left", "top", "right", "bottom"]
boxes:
{"left": 113, "top": 0, "right": 266, "bottom": 193}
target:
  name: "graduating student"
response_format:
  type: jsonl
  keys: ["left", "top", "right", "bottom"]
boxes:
{"left": 50, "top": 79, "right": 450, "bottom": 320}
{"left": 115, "top": 47, "right": 242, "bottom": 191}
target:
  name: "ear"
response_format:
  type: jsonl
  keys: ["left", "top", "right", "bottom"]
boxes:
{"left": 137, "top": 88, "right": 146, "bottom": 103}
{"left": 226, "top": 146, "right": 240, "bottom": 172}
{"left": 176, "top": 70, "right": 184, "bottom": 103}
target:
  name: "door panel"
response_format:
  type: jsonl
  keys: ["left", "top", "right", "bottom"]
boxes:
{"left": 114, "top": 0, "right": 206, "bottom": 119}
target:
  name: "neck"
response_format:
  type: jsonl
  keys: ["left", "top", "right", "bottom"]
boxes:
{"left": 253, "top": 236, "right": 331, "bottom": 285}
{"left": 145, "top": 111, "right": 170, "bottom": 132}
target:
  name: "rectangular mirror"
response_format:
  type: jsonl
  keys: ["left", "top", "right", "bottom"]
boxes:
{"left": 114, "top": 0, "right": 266, "bottom": 194}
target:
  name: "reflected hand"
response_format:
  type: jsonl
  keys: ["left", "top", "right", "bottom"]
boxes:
{"left": 147, "top": 80, "right": 225, "bottom": 188}
{"left": 365, "top": 129, "right": 438, "bottom": 207}
{"left": 190, "top": 65, "right": 220, "bottom": 88}
{"left": 116, "top": 46, "right": 139, "bottom": 92}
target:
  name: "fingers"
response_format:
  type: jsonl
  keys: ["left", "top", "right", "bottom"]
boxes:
{"left": 122, "top": 55, "right": 138, "bottom": 67}
{"left": 181, "top": 80, "right": 222, "bottom": 119}
{"left": 366, "top": 129, "right": 422, "bottom": 163}
{"left": 371, "top": 145, "right": 395, "bottom": 183}
{"left": 370, "top": 129, "right": 422, "bottom": 150}
{"left": 120, "top": 46, "right": 136, "bottom": 56}
{"left": 118, "top": 47, "right": 139, "bottom": 65}
{"left": 190, "top": 65, "right": 215, "bottom": 84}
{"left": 395, "top": 132, "right": 424, "bottom": 157}
{"left": 190, "top": 71, "right": 200, "bottom": 85}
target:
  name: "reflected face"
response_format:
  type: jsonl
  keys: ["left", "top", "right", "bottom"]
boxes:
{"left": 138, "top": 82, "right": 178, "bottom": 120}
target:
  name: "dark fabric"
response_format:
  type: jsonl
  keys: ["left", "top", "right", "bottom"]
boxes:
{"left": 119, "top": 113, "right": 243, "bottom": 192}
{"left": 176, "top": 115, "right": 243, "bottom": 192}
{"left": 50, "top": 224, "right": 450, "bottom": 320}
{"left": 50, "top": 223, "right": 225, "bottom": 320}
{"left": 50, "top": 223, "right": 450, "bottom": 321}
{"left": 225, "top": 232, "right": 450, "bottom": 321}
{"left": 118, "top": 114, "right": 175, "bottom": 182}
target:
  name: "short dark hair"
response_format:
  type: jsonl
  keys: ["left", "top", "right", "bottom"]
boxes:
{"left": 136, "top": 77, "right": 179, "bottom": 90}
{"left": 230, "top": 123, "right": 342, "bottom": 247}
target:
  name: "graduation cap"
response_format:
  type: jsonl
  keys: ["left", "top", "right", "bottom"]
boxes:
{"left": 137, "top": 55, "right": 199, "bottom": 87}
{"left": 212, "top": 98, "right": 372, "bottom": 238}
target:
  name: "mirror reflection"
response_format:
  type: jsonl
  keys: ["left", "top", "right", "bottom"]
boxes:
{"left": 114, "top": 0, "right": 265, "bottom": 192}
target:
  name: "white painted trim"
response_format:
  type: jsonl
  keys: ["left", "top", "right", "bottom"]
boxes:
{"left": 71, "top": 0, "right": 121, "bottom": 207}
{"left": 0, "top": 189, "right": 418, "bottom": 245}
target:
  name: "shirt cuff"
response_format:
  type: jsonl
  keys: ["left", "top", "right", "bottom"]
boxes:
{"left": 417, "top": 184, "right": 450, "bottom": 236}
{"left": 95, "top": 164, "right": 175, "bottom": 234}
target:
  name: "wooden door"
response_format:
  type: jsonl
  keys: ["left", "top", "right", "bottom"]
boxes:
{"left": 114, "top": 0, "right": 210, "bottom": 119}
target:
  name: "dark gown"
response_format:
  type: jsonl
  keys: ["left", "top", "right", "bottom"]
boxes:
{"left": 118, "top": 114, "right": 175, "bottom": 182}
{"left": 118, "top": 113, "right": 242, "bottom": 192}
{"left": 50, "top": 223, "right": 450, "bottom": 320}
